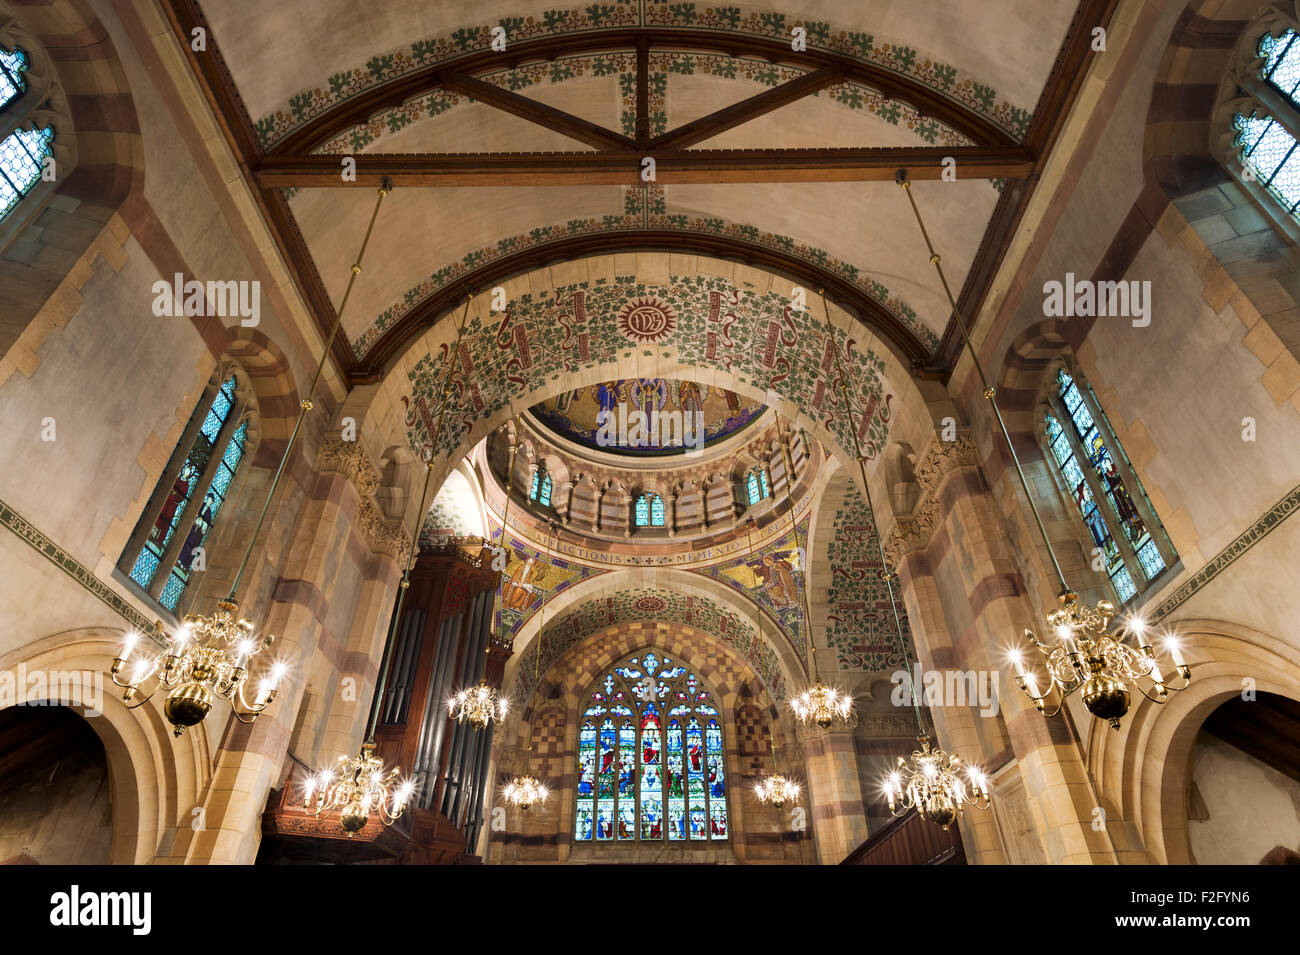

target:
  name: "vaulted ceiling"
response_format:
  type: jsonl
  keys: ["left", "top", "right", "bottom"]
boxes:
{"left": 167, "top": 0, "right": 1112, "bottom": 382}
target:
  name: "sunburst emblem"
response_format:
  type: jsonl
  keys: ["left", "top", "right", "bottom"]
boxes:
{"left": 617, "top": 297, "right": 678, "bottom": 344}
{"left": 633, "top": 594, "right": 668, "bottom": 615}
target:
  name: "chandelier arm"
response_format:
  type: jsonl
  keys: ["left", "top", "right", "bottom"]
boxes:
{"left": 226, "top": 180, "right": 394, "bottom": 603}
{"left": 1133, "top": 683, "right": 1172, "bottom": 705}
{"left": 120, "top": 685, "right": 161, "bottom": 710}
{"left": 895, "top": 170, "right": 1071, "bottom": 598}
{"left": 816, "top": 288, "right": 926, "bottom": 739}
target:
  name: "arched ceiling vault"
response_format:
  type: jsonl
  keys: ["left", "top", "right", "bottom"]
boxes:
{"left": 163, "top": 1, "right": 1116, "bottom": 385}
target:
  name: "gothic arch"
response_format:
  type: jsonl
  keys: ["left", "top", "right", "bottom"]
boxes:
{"left": 1086, "top": 617, "right": 1300, "bottom": 863}
{"left": 0, "top": 628, "right": 211, "bottom": 864}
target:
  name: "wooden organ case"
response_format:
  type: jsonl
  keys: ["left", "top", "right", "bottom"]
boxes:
{"left": 259, "top": 538, "right": 508, "bottom": 864}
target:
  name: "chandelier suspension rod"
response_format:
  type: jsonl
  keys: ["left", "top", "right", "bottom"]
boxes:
{"left": 362, "top": 292, "right": 475, "bottom": 744}
{"left": 896, "top": 169, "right": 1071, "bottom": 598}
{"left": 226, "top": 180, "right": 394, "bottom": 602}
{"left": 523, "top": 521, "right": 553, "bottom": 756}
{"left": 776, "top": 420, "right": 817, "bottom": 677}
{"left": 817, "top": 289, "right": 927, "bottom": 737}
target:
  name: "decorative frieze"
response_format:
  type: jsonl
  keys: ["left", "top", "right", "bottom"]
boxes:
{"left": 315, "top": 437, "right": 410, "bottom": 559}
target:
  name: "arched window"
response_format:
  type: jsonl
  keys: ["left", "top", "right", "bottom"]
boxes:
{"left": 118, "top": 371, "right": 253, "bottom": 614}
{"left": 1043, "top": 368, "right": 1175, "bottom": 604}
{"left": 1231, "top": 29, "right": 1300, "bottom": 216}
{"left": 634, "top": 492, "right": 665, "bottom": 527}
{"left": 529, "top": 466, "right": 553, "bottom": 506}
{"left": 746, "top": 471, "right": 760, "bottom": 505}
{"left": 1, "top": 45, "right": 28, "bottom": 109}
{"left": 574, "top": 652, "right": 728, "bottom": 843}
{"left": 0, "top": 42, "right": 55, "bottom": 222}
{"left": 745, "top": 468, "right": 771, "bottom": 505}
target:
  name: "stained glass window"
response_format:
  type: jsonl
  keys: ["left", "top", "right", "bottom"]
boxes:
{"left": 529, "top": 469, "right": 540, "bottom": 500}
{"left": 574, "top": 652, "right": 728, "bottom": 843}
{"left": 759, "top": 468, "right": 770, "bottom": 499}
{"left": 0, "top": 45, "right": 28, "bottom": 111}
{"left": 746, "top": 471, "right": 760, "bottom": 505}
{"left": 0, "top": 126, "right": 54, "bottom": 220}
{"left": 634, "top": 494, "right": 649, "bottom": 526}
{"left": 125, "top": 374, "right": 249, "bottom": 613}
{"left": 1045, "top": 369, "right": 1169, "bottom": 604}
{"left": 634, "top": 493, "right": 665, "bottom": 527}
{"left": 539, "top": 472, "right": 552, "bottom": 507}
{"left": 1232, "top": 30, "right": 1300, "bottom": 216}
{"left": 650, "top": 494, "right": 665, "bottom": 526}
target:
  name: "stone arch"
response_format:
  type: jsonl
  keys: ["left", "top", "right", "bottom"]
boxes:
{"left": 502, "top": 566, "right": 806, "bottom": 709}
{"left": 1086, "top": 617, "right": 1300, "bottom": 864}
{"left": 364, "top": 258, "right": 937, "bottom": 523}
{"left": 0, "top": 0, "right": 143, "bottom": 357}
{"left": 0, "top": 628, "right": 211, "bottom": 864}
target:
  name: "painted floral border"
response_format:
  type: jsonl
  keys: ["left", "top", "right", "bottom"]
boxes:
{"left": 253, "top": 4, "right": 1032, "bottom": 150}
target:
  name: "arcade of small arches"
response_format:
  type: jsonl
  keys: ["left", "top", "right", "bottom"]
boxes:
{"left": 3, "top": 0, "right": 1300, "bottom": 871}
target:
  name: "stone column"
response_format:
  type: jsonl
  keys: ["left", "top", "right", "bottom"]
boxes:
{"left": 161, "top": 437, "right": 409, "bottom": 864}
{"left": 886, "top": 430, "right": 1117, "bottom": 864}
{"left": 799, "top": 715, "right": 868, "bottom": 863}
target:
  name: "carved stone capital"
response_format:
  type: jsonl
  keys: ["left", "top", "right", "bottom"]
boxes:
{"left": 316, "top": 437, "right": 410, "bottom": 558}
{"left": 884, "top": 430, "right": 980, "bottom": 564}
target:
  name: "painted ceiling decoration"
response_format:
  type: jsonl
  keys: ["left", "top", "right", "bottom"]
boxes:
{"left": 825, "top": 484, "right": 908, "bottom": 671}
{"left": 350, "top": 186, "right": 938, "bottom": 360}
{"left": 529, "top": 376, "right": 765, "bottom": 455}
{"left": 513, "top": 587, "right": 786, "bottom": 702}
{"left": 402, "top": 273, "right": 896, "bottom": 465}
{"left": 250, "top": 5, "right": 1033, "bottom": 152}
{"left": 420, "top": 469, "right": 484, "bottom": 540}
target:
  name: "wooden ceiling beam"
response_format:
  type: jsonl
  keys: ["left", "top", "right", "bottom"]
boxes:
{"left": 438, "top": 70, "right": 635, "bottom": 152}
{"left": 254, "top": 146, "right": 1033, "bottom": 188}
{"left": 647, "top": 65, "right": 847, "bottom": 151}
{"left": 264, "top": 29, "right": 1018, "bottom": 156}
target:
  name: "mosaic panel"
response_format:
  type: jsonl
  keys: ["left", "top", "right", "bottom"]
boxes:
{"left": 824, "top": 485, "right": 909, "bottom": 671}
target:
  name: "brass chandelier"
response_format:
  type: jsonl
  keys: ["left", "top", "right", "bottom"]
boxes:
{"left": 302, "top": 289, "right": 474, "bottom": 835}
{"left": 815, "top": 287, "right": 990, "bottom": 830}
{"left": 772, "top": 424, "right": 853, "bottom": 728}
{"left": 896, "top": 169, "right": 1191, "bottom": 730}
{"left": 111, "top": 179, "right": 395, "bottom": 737}
{"left": 753, "top": 736, "right": 801, "bottom": 810}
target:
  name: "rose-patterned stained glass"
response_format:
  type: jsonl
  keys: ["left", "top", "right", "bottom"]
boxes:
{"left": 573, "top": 653, "right": 728, "bottom": 843}
{"left": 0, "top": 45, "right": 28, "bottom": 111}
{"left": 129, "top": 376, "right": 243, "bottom": 598}
{"left": 0, "top": 126, "right": 53, "bottom": 219}
{"left": 1045, "top": 369, "right": 1168, "bottom": 605}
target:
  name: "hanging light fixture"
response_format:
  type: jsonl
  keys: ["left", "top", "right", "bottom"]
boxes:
{"left": 448, "top": 422, "right": 519, "bottom": 729}
{"left": 753, "top": 735, "right": 801, "bottom": 810}
{"left": 895, "top": 170, "right": 1191, "bottom": 730}
{"left": 814, "top": 287, "right": 990, "bottom": 829}
{"left": 882, "top": 737, "right": 990, "bottom": 831}
{"left": 111, "top": 179, "right": 396, "bottom": 737}
{"left": 302, "top": 291, "right": 474, "bottom": 834}
{"left": 772, "top": 421, "right": 853, "bottom": 728}
{"left": 503, "top": 527, "right": 554, "bottom": 812}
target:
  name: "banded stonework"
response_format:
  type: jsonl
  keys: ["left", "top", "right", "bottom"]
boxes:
{"left": 883, "top": 431, "right": 981, "bottom": 566}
